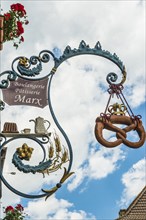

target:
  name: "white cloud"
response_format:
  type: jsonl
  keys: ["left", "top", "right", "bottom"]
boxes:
{"left": 88, "top": 147, "right": 126, "bottom": 179}
{"left": 119, "top": 158, "right": 146, "bottom": 207}
{"left": 125, "top": 83, "right": 146, "bottom": 108}
{"left": 1, "top": 184, "right": 21, "bottom": 208}
{"left": 24, "top": 195, "right": 96, "bottom": 220}
{"left": 68, "top": 146, "right": 126, "bottom": 191}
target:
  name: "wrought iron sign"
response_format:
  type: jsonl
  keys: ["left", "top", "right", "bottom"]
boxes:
{"left": 0, "top": 41, "right": 145, "bottom": 200}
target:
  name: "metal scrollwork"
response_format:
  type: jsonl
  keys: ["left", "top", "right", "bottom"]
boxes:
{"left": 0, "top": 40, "right": 142, "bottom": 199}
{"left": 106, "top": 66, "right": 126, "bottom": 85}
{"left": 39, "top": 50, "right": 56, "bottom": 63}
{"left": 0, "top": 50, "right": 57, "bottom": 89}
{"left": 56, "top": 40, "right": 125, "bottom": 71}
{"left": 42, "top": 167, "right": 74, "bottom": 200}
{"left": 13, "top": 50, "right": 56, "bottom": 79}
{"left": 0, "top": 133, "right": 6, "bottom": 143}
{"left": 39, "top": 135, "right": 51, "bottom": 144}
{"left": 106, "top": 72, "right": 118, "bottom": 84}
{"left": 0, "top": 99, "right": 5, "bottom": 111}
{"left": 0, "top": 129, "right": 73, "bottom": 199}
{"left": 0, "top": 41, "right": 126, "bottom": 89}
{"left": 17, "top": 56, "right": 43, "bottom": 77}
{"left": 0, "top": 70, "right": 17, "bottom": 88}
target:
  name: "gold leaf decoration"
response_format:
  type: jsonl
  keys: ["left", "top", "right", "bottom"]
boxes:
{"left": 42, "top": 167, "right": 74, "bottom": 200}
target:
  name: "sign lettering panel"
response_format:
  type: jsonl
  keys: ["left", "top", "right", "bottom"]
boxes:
{"left": 2, "top": 77, "right": 48, "bottom": 108}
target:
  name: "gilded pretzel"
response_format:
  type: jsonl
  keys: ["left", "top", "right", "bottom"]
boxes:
{"left": 95, "top": 115, "right": 145, "bottom": 148}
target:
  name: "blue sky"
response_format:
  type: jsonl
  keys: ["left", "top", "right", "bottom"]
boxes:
{"left": 0, "top": 0, "right": 145, "bottom": 219}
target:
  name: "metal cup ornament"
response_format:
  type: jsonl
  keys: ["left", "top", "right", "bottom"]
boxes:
{"left": 21, "top": 128, "right": 31, "bottom": 134}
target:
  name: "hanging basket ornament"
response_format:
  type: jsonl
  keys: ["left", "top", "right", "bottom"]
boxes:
{"left": 95, "top": 81, "right": 146, "bottom": 148}
{"left": 0, "top": 3, "right": 29, "bottom": 50}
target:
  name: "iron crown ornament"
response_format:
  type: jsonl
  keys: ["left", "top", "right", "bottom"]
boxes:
{"left": 0, "top": 41, "right": 145, "bottom": 200}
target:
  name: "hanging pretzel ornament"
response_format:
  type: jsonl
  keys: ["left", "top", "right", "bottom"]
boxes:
{"left": 95, "top": 114, "right": 145, "bottom": 148}
{"left": 95, "top": 73, "right": 146, "bottom": 148}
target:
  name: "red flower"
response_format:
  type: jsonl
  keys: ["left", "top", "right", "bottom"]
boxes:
{"left": 5, "top": 206, "right": 14, "bottom": 213}
{"left": 11, "top": 4, "right": 18, "bottom": 11}
{"left": 4, "top": 13, "right": 11, "bottom": 21}
{"left": 17, "top": 3, "right": 25, "bottom": 11}
{"left": 17, "top": 21, "right": 23, "bottom": 28}
{"left": 17, "top": 21, "right": 24, "bottom": 36}
{"left": 15, "top": 204, "right": 24, "bottom": 211}
{"left": 11, "top": 3, "right": 25, "bottom": 12}
{"left": 11, "top": 3, "right": 26, "bottom": 17}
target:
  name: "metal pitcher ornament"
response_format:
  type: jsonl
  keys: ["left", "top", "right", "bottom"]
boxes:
{"left": 29, "top": 117, "right": 51, "bottom": 134}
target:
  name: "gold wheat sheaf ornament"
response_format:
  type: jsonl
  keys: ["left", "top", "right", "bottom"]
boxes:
{"left": 38, "top": 133, "right": 70, "bottom": 177}
{"left": 41, "top": 133, "right": 74, "bottom": 200}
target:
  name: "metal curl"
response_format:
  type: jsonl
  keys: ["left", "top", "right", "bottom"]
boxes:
{"left": 106, "top": 72, "right": 118, "bottom": 85}
{"left": 15, "top": 56, "right": 42, "bottom": 77}
{"left": 8, "top": 51, "right": 57, "bottom": 79}
{"left": 39, "top": 50, "right": 56, "bottom": 62}
{"left": 106, "top": 67, "right": 127, "bottom": 85}
{"left": 0, "top": 161, "right": 48, "bottom": 199}
{"left": 30, "top": 56, "right": 40, "bottom": 65}
{"left": 0, "top": 134, "right": 72, "bottom": 199}
{"left": 39, "top": 53, "right": 50, "bottom": 63}
{"left": 0, "top": 135, "right": 54, "bottom": 199}
{"left": 39, "top": 134, "right": 51, "bottom": 144}
{"left": 0, "top": 135, "right": 47, "bottom": 161}
{"left": 0, "top": 70, "right": 17, "bottom": 89}
{"left": 0, "top": 134, "right": 7, "bottom": 144}
{"left": 0, "top": 79, "right": 9, "bottom": 89}
{"left": 0, "top": 99, "right": 5, "bottom": 111}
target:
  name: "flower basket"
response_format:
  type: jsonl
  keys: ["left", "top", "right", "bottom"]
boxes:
{"left": 0, "top": 15, "right": 4, "bottom": 50}
{"left": 3, "top": 204, "right": 26, "bottom": 220}
{"left": 0, "top": 3, "right": 29, "bottom": 50}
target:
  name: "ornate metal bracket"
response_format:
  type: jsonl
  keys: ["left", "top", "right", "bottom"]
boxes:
{"left": 0, "top": 41, "right": 128, "bottom": 199}
{"left": 0, "top": 40, "right": 126, "bottom": 89}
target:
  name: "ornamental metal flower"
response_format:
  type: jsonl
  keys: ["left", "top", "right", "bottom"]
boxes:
{"left": 1, "top": 3, "right": 29, "bottom": 49}
{"left": 3, "top": 204, "right": 25, "bottom": 220}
